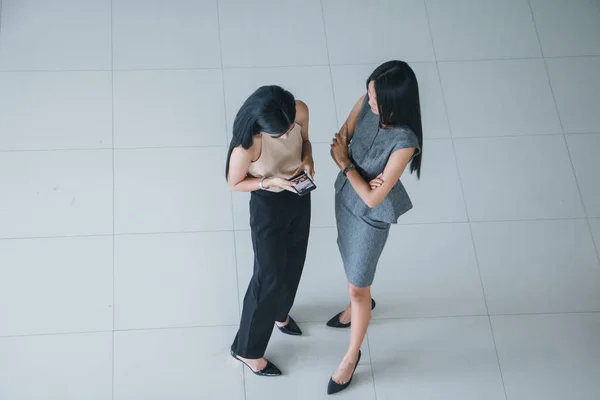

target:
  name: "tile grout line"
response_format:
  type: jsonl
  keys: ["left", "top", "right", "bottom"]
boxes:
{"left": 527, "top": 1, "right": 546, "bottom": 59}
{"left": 2, "top": 216, "right": 598, "bottom": 241}
{"left": 4, "top": 310, "right": 600, "bottom": 339}
{"left": 590, "top": 218, "right": 600, "bottom": 263}
{"left": 5, "top": 309, "right": 600, "bottom": 339}
{"left": 109, "top": 1, "right": 116, "bottom": 399}
{"left": 2, "top": 54, "right": 600, "bottom": 73}
{"left": 3, "top": 133, "right": 600, "bottom": 154}
{"left": 364, "top": 331, "right": 378, "bottom": 400}
{"left": 463, "top": 218, "right": 511, "bottom": 400}
{"left": 421, "top": 1, "right": 471, "bottom": 223}
{"left": 0, "top": 0, "right": 4, "bottom": 72}
{"left": 214, "top": 1, "right": 247, "bottom": 398}
{"left": 6, "top": 132, "right": 600, "bottom": 154}
{"left": 470, "top": 239, "right": 510, "bottom": 400}
{"left": 423, "top": 0, "right": 508, "bottom": 398}
{"left": 318, "top": 0, "right": 340, "bottom": 130}
{"left": 0, "top": 145, "right": 227, "bottom": 152}
{"left": 555, "top": 113, "right": 600, "bottom": 268}
{"left": 528, "top": 0, "right": 600, "bottom": 270}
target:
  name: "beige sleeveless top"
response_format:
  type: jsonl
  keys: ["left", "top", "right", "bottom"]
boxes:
{"left": 248, "top": 123, "right": 303, "bottom": 192}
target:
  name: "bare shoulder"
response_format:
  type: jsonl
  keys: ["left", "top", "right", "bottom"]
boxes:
{"left": 348, "top": 93, "right": 366, "bottom": 118}
{"left": 355, "top": 93, "right": 366, "bottom": 108}
{"left": 343, "top": 93, "right": 367, "bottom": 136}
{"left": 295, "top": 100, "right": 309, "bottom": 126}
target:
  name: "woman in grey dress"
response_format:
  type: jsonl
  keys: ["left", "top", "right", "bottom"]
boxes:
{"left": 327, "top": 61, "right": 423, "bottom": 394}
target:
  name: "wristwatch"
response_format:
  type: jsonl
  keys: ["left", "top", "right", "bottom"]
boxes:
{"left": 259, "top": 177, "right": 266, "bottom": 190}
{"left": 342, "top": 163, "right": 356, "bottom": 176}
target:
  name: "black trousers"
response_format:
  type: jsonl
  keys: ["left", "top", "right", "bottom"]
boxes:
{"left": 232, "top": 189, "right": 311, "bottom": 359}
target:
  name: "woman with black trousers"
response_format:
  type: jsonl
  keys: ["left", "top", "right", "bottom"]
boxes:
{"left": 226, "top": 86, "right": 314, "bottom": 376}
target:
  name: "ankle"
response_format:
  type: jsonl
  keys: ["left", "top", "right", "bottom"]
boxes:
{"left": 344, "top": 349, "right": 360, "bottom": 362}
{"left": 238, "top": 354, "right": 261, "bottom": 361}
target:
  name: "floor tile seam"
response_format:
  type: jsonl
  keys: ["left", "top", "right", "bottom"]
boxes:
{"left": 4, "top": 310, "right": 600, "bottom": 339}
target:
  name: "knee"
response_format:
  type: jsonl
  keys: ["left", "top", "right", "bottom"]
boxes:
{"left": 348, "top": 284, "right": 370, "bottom": 303}
{"left": 261, "top": 275, "right": 283, "bottom": 296}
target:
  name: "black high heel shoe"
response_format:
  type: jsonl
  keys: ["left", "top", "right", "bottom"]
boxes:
{"left": 327, "top": 350, "right": 362, "bottom": 395}
{"left": 230, "top": 350, "right": 282, "bottom": 377}
{"left": 326, "top": 299, "right": 376, "bottom": 328}
{"left": 277, "top": 316, "right": 303, "bottom": 336}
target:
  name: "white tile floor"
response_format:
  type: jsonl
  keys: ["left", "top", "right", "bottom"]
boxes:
{"left": 0, "top": 0, "right": 599, "bottom": 399}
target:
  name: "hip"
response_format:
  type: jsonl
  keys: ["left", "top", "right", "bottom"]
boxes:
{"left": 250, "top": 190, "right": 311, "bottom": 220}
{"left": 334, "top": 179, "right": 412, "bottom": 224}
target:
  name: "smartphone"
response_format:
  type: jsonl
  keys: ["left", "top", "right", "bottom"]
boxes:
{"left": 288, "top": 171, "right": 317, "bottom": 196}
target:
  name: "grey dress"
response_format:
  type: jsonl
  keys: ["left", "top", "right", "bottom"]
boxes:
{"left": 334, "top": 96, "right": 421, "bottom": 287}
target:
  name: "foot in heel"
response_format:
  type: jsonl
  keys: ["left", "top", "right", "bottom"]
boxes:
{"left": 325, "top": 299, "right": 376, "bottom": 328}
{"left": 230, "top": 350, "right": 282, "bottom": 377}
{"left": 276, "top": 315, "right": 303, "bottom": 336}
{"left": 327, "top": 350, "right": 362, "bottom": 395}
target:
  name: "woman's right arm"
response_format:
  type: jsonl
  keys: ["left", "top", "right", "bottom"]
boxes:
{"left": 227, "top": 146, "right": 292, "bottom": 192}
{"left": 339, "top": 93, "right": 366, "bottom": 142}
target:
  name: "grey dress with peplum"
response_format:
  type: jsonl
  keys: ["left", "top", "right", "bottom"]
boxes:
{"left": 334, "top": 96, "right": 420, "bottom": 287}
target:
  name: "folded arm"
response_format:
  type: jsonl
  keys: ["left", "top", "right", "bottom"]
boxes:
{"left": 341, "top": 148, "right": 414, "bottom": 208}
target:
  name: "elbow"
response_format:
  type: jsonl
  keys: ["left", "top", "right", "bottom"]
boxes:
{"left": 227, "top": 180, "right": 239, "bottom": 191}
{"left": 365, "top": 198, "right": 382, "bottom": 209}
{"left": 364, "top": 190, "right": 386, "bottom": 208}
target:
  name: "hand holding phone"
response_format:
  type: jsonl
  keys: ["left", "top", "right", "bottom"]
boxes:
{"left": 288, "top": 172, "right": 317, "bottom": 196}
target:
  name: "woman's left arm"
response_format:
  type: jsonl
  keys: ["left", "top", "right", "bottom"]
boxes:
{"left": 331, "top": 132, "right": 414, "bottom": 208}
{"left": 295, "top": 100, "right": 315, "bottom": 178}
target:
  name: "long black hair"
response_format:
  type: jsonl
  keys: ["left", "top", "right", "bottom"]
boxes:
{"left": 225, "top": 85, "right": 296, "bottom": 180}
{"left": 367, "top": 60, "right": 423, "bottom": 179}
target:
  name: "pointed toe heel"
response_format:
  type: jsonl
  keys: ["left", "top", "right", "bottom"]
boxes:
{"left": 230, "top": 350, "right": 282, "bottom": 377}
{"left": 277, "top": 316, "right": 303, "bottom": 336}
{"left": 326, "top": 311, "right": 350, "bottom": 328}
{"left": 260, "top": 360, "right": 283, "bottom": 377}
{"left": 327, "top": 351, "right": 362, "bottom": 395}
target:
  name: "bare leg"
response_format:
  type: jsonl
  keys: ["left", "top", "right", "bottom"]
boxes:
{"left": 336, "top": 295, "right": 375, "bottom": 325}
{"left": 332, "top": 283, "right": 371, "bottom": 383}
{"left": 338, "top": 303, "right": 352, "bottom": 324}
